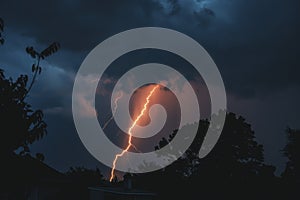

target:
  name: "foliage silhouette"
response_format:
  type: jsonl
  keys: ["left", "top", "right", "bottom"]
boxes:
{"left": 0, "top": 18, "right": 60, "bottom": 156}
{"left": 135, "top": 112, "right": 278, "bottom": 199}
{"left": 0, "top": 53, "right": 47, "bottom": 157}
{"left": 0, "top": 17, "right": 68, "bottom": 200}
{"left": 282, "top": 127, "right": 300, "bottom": 184}
{"left": 24, "top": 42, "right": 60, "bottom": 99}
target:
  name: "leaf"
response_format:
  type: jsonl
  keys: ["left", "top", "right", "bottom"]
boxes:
{"left": 32, "top": 64, "right": 35, "bottom": 72}
{"left": 25, "top": 46, "right": 38, "bottom": 58}
{"left": 40, "top": 42, "right": 60, "bottom": 58}
{"left": 0, "top": 18, "right": 3, "bottom": 31}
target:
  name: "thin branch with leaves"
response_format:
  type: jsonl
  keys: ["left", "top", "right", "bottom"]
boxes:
{"left": 23, "top": 42, "right": 60, "bottom": 100}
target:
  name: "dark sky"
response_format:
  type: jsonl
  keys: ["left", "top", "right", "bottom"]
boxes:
{"left": 0, "top": 0, "right": 300, "bottom": 176}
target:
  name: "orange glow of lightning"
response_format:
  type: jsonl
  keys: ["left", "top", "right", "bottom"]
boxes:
{"left": 109, "top": 85, "right": 159, "bottom": 182}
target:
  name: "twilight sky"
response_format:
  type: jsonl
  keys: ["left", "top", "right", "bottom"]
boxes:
{"left": 0, "top": 0, "right": 299, "bottom": 176}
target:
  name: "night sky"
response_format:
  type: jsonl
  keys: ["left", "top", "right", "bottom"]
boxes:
{"left": 0, "top": 0, "right": 299, "bottom": 177}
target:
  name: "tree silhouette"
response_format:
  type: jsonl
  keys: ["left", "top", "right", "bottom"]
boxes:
{"left": 0, "top": 72, "right": 47, "bottom": 156}
{"left": 154, "top": 113, "right": 273, "bottom": 179}
{"left": 195, "top": 113, "right": 271, "bottom": 180}
{"left": 0, "top": 18, "right": 60, "bottom": 157}
{"left": 136, "top": 112, "right": 276, "bottom": 199}
{"left": 282, "top": 127, "right": 300, "bottom": 184}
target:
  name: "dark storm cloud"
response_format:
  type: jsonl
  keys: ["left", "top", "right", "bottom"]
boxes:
{"left": 2, "top": 0, "right": 297, "bottom": 97}
{"left": 1, "top": 0, "right": 161, "bottom": 51}
{"left": 211, "top": 0, "right": 300, "bottom": 97}
{"left": 0, "top": 0, "right": 218, "bottom": 69}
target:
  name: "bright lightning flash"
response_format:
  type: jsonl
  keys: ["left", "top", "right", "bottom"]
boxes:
{"left": 109, "top": 85, "right": 159, "bottom": 182}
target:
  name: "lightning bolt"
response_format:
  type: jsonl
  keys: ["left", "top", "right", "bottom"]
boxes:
{"left": 109, "top": 85, "right": 159, "bottom": 182}
{"left": 103, "top": 91, "right": 141, "bottom": 153}
{"left": 103, "top": 91, "right": 123, "bottom": 130}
